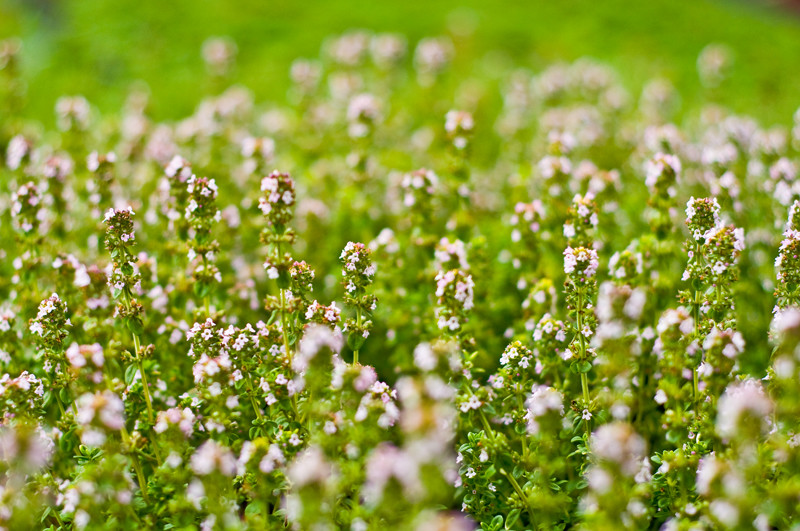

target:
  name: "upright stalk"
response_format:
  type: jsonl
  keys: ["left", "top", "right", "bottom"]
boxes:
{"left": 353, "top": 307, "right": 362, "bottom": 365}
{"left": 340, "top": 241, "right": 376, "bottom": 366}
{"left": 123, "top": 291, "right": 154, "bottom": 424}
{"left": 245, "top": 371, "right": 264, "bottom": 421}
{"left": 202, "top": 254, "right": 211, "bottom": 318}
{"left": 691, "top": 240, "right": 702, "bottom": 409}
{"left": 120, "top": 426, "right": 150, "bottom": 503}
{"left": 577, "top": 290, "right": 591, "bottom": 435}
{"left": 277, "top": 241, "right": 293, "bottom": 362}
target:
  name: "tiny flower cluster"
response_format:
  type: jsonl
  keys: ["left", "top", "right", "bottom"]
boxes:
{"left": 2, "top": 28, "right": 800, "bottom": 531}
{"left": 434, "top": 269, "right": 474, "bottom": 333}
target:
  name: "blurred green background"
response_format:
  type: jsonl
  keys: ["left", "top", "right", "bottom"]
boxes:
{"left": 2, "top": 0, "right": 800, "bottom": 125}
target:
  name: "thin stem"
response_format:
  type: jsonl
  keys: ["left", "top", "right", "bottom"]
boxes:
{"left": 55, "top": 391, "right": 67, "bottom": 418}
{"left": 150, "top": 434, "right": 163, "bottom": 466}
{"left": 135, "top": 359, "right": 153, "bottom": 419}
{"left": 51, "top": 506, "right": 65, "bottom": 528}
{"left": 245, "top": 371, "right": 264, "bottom": 421}
{"left": 576, "top": 289, "right": 591, "bottom": 435}
{"left": 517, "top": 393, "right": 530, "bottom": 461}
{"left": 136, "top": 355, "right": 155, "bottom": 423}
{"left": 691, "top": 240, "right": 703, "bottom": 411}
{"left": 130, "top": 452, "right": 150, "bottom": 504}
{"left": 278, "top": 285, "right": 300, "bottom": 421}
{"left": 464, "top": 381, "right": 497, "bottom": 446}
{"left": 120, "top": 426, "right": 150, "bottom": 504}
{"left": 279, "top": 288, "right": 292, "bottom": 361}
{"left": 580, "top": 372, "right": 591, "bottom": 435}
{"left": 478, "top": 410, "right": 496, "bottom": 446}
{"left": 122, "top": 290, "right": 155, "bottom": 424}
{"left": 635, "top": 351, "right": 647, "bottom": 428}
{"left": 278, "top": 283, "right": 300, "bottom": 425}
{"left": 275, "top": 240, "right": 293, "bottom": 363}
{"left": 580, "top": 372, "right": 590, "bottom": 406}
{"left": 576, "top": 291, "right": 587, "bottom": 356}
{"left": 272, "top": 239, "right": 300, "bottom": 422}
{"left": 202, "top": 254, "right": 211, "bottom": 318}
{"left": 118, "top": 289, "right": 162, "bottom": 469}
{"left": 500, "top": 468, "right": 536, "bottom": 528}
{"left": 353, "top": 306, "right": 362, "bottom": 365}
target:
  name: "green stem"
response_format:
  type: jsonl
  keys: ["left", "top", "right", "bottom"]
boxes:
{"left": 53, "top": 509, "right": 65, "bottom": 528}
{"left": 635, "top": 351, "right": 647, "bottom": 429}
{"left": 55, "top": 391, "right": 67, "bottom": 418}
{"left": 122, "top": 289, "right": 155, "bottom": 424}
{"left": 136, "top": 355, "right": 155, "bottom": 424}
{"left": 118, "top": 290, "right": 163, "bottom": 469}
{"left": 273, "top": 239, "right": 300, "bottom": 421}
{"left": 130, "top": 452, "right": 150, "bottom": 504}
{"left": 202, "top": 254, "right": 211, "bottom": 318}
{"left": 120, "top": 427, "right": 150, "bottom": 504}
{"left": 500, "top": 468, "right": 536, "bottom": 528}
{"left": 245, "top": 371, "right": 264, "bottom": 421}
{"left": 278, "top": 288, "right": 293, "bottom": 367}
{"left": 465, "top": 381, "right": 497, "bottom": 446}
{"left": 276, "top": 241, "right": 293, "bottom": 362}
{"left": 576, "top": 289, "right": 591, "bottom": 435}
{"left": 353, "top": 306, "right": 362, "bottom": 365}
{"left": 576, "top": 292, "right": 586, "bottom": 356}
{"left": 580, "top": 372, "right": 591, "bottom": 435}
{"left": 517, "top": 393, "right": 530, "bottom": 461}
{"left": 478, "top": 410, "right": 496, "bottom": 445}
{"left": 691, "top": 241, "right": 703, "bottom": 410}
{"left": 150, "top": 436, "right": 163, "bottom": 466}
{"left": 580, "top": 372, "right": 590, "bottom": 406}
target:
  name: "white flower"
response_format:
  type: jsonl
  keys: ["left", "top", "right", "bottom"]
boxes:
{"left": 590, "top": 422, "right": 646, "bottom": 476}
{"left": 716, "top": 379, "right": 772, "bottom": 439}
{"left": 29, "top": 321, "right": 44, "bottom": 336}
{"left": 654, "top": 389, "right": 667, "bottom": 405}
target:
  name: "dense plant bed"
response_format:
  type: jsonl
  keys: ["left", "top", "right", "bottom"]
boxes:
{"left": 1, "top": 32, "right": 800, "bottom": 530}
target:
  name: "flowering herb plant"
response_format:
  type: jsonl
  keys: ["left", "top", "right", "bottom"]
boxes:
{"left": 0, "top": 30, "right": 799, "bottom": 531}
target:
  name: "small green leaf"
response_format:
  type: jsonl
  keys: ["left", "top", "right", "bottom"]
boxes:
{"left": 505, "top": 509, "right": 521, "bottom": 529}
{"left": 194, "top": 281, "right": 211, "bottom": 298}
{"left": 665, "top": 429, "right": 681, "bottom": 444}
{"left": 125, "top": 364, "right": 138, "bottom": 385}
{"left": 58, "top": 387, "right": 70, "bottom": 405}
{"left": 347, "top": 331, "right": 366, "bottom": 352}
{"left": 245, "top": 501, "right": 265, "bottom": 518}
{"left": 127, "top": 317, "right": 144, "bottom": 336}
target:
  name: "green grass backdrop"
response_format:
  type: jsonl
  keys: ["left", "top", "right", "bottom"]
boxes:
{"left": 2, "top": 0, "right": 800, "bottom": 125}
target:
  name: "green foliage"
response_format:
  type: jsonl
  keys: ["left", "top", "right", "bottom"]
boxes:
{"left": 2, "top": 5, "right": 800, "bottom": 529}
